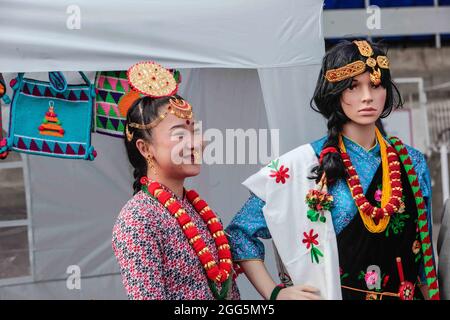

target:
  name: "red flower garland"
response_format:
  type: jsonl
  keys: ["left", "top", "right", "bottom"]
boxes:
{"left": 341, "top": 144, "right": 403, "bottom": 222}
{"left": 141, "top": 178, "right": 233, "bottom": 284}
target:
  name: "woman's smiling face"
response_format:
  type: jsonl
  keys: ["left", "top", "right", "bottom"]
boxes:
{"left": 148, "top": 106, "right": 202, "bottom": 179}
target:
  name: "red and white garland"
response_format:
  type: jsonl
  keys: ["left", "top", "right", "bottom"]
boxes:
{"left": 141, "top": 177, "right": 233, "bottom": 284}
{"left": 341, "top": 144, "right": 403, "bottom": 222}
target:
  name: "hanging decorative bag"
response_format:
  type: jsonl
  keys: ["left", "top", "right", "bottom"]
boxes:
{"left": 94, "top": 70, "right": 136, "bottom": 138}
{"left": 0, "top": 73, "right": 10, "bottom": 105}
{"left": 0, "top": 110, "right": 6, "bottom": 158}
{"left": 0, "top": 73, "right": 11, "bottom": 159}
{"left": 0, "top": 72, "right": 97, "bottom": 160}
{"left": 94, "top": 68, "right": 182, "bottom": 138}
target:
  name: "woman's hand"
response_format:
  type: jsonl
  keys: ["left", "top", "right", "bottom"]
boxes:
{"left": 276, "top": 285, "right": 322, "bottom": 300}
{"left": 238, "top": 260, "right": 323, "bottom": 300}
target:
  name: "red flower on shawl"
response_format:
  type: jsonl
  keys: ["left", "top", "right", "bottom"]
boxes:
{"left": 270, "top": 165, "right": 290, "bottom": 184}
{"left": 302, "top": 229, "right": 319, "bottom": 249}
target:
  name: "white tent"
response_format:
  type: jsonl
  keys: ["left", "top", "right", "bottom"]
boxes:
{"left": 0, "top": 0, "right": 326, "bottom": 299}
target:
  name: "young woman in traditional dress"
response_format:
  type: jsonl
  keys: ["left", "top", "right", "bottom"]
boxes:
{"left": 226, "top": 40, "right": 439, "bottom": 300}
{"left": 112, "top": 61, "right": 240, "bottom": 300}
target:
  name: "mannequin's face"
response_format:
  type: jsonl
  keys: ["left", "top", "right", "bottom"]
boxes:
{"left": 340, "top": 72, "right": 387, "bottom": 126}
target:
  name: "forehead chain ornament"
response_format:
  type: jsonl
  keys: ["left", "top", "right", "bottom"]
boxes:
{"left": 125, "top": 61, "right": 193, "bottom": 142}
{"left": 324, "top": 40, "right": 389, "bottom": 85}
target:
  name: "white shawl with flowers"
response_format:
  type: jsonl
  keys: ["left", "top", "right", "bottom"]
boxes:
{"left": 242, "top": 143, "right": 342, "bottom": 299}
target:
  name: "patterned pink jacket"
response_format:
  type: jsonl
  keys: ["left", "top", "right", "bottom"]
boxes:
{"left": 112, "top": 189, "right": 241, "bottom": 300}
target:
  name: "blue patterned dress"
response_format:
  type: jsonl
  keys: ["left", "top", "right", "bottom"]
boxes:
{"left": 226, "top": 135, "right": 434, "bottom": 285}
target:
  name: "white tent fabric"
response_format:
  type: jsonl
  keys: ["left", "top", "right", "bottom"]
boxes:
{"left": 0, "top": 0, "right": 326, "bottom": 299}
{"left": 258, "top": 66, "right": 326, "bottom": 153}
{"left": 0, "top": 0, "right": 324, "bottom": 72}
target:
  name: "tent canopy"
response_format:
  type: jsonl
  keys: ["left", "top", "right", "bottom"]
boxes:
{"left": 1, "top": 0, "right": 324, "bottom": 71}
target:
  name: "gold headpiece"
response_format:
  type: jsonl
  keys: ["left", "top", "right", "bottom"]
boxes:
{"left": 127, "top": 61, "right": 178, "bottom": 98}
{"left": 125, "top": 61, "right": 193, "bottom": 142}
{"left": 324, "top": 40, "right": 389, "bottom": 85}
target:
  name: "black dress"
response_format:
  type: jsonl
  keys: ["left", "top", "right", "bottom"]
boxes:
{"left": 337, "top": 162, "right": 424, "bottom": 300}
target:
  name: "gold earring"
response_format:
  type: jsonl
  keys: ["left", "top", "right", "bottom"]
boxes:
{"left": 147, "top": 155, "right": 157, "bottom": 176}
{"left": 193, "top": 150, "right": 201, "bottom": 164}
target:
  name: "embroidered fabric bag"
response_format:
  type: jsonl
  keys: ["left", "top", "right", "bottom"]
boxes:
{"left": 0, "top": 72, "right": 97, "bottom": 160}
{"left": 0, "top": 73, "right": 10, "bottom": 104}
{"left": 94, "top": 70, "right": 134, "bottom": 138}
{"left": 0, "top": 106, "right": 6, "bottom": 159}
{"left": 94, "top": 68, "right": 181, "bottom": 138}
{"left": 0, "top": 73, "right": 10, "bottom": 159}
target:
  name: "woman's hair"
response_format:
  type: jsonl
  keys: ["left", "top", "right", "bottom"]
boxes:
{"left": 310, "top": 39, "right": 403, "bottom": 184}
{"left": 124, "top": 94, "right": 184, "bottom": 194}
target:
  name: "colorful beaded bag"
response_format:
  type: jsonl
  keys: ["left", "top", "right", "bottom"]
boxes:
{"left": 94, "top": 68, "right": 182, "bottom": 138}
{"left": 94, "top": 70, "right": 135, "bottom": 138}
{"left": 0, "top": 72, "right": 97, "bottom": 160}
{"left": 0, "top": 73, "right": 11, "bottom": 159}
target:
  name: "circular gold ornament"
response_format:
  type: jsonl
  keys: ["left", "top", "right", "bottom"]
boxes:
{"left": 366, "top": 57, "right": 377, "bottom": 68}
{"left": 377, "top": 56, "right": 390, "bottom": 69}
{"left": 167, "top": 98, "right": 193, "bottom": 119}
{"left": 127, "top": 61, "right": 178, "bottom": 98}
